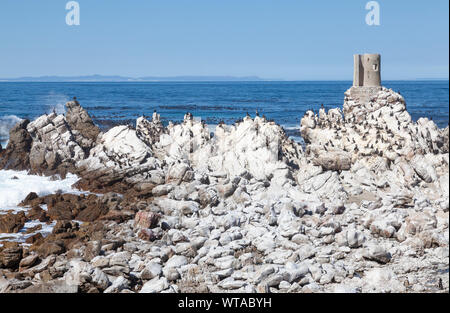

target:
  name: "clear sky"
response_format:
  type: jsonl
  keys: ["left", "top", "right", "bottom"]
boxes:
{"left": 0, "top": 0, "right": 448, "bottom": 80}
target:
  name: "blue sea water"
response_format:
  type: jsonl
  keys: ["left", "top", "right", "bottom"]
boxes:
{"left": 0, "top": 81, "right": 448, "bottom": 147}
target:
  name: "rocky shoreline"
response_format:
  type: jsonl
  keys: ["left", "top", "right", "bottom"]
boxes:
{"left": 0, "top": 85, "right": 448, "bottom": 293}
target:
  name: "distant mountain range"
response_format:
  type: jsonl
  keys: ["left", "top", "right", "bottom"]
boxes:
{"left": 0, "top": 75, "right": 280, "bottom": 82}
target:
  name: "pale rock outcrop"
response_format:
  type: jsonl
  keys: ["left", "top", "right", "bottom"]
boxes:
{"left": 64, "top": 260, "right": 110, "bottom": 291}
{"left": 301, "top": 87, "right": 448, "bottom": 167}
{"left": 207, "top": 116, "right": 297, "bottom": 181}
{"left": 136, "top": 111, "right": 166, "bottom": 147}
{"left": 1, "top": 86, "right": 448, "bottom": 294}
{"left": 0, "top": 100, "right": 100, "bottom": 176}
{"left": 76, "top": 125, "right": 162, "bottom": 192}
{"left": 153, "top": 113, "right": 211, "bottom": 164}
{"left": 27, "top": 113, "right": 86, "bottom": 175}
{"left": 139, "top": 113, "right": 304, "bottom": 185}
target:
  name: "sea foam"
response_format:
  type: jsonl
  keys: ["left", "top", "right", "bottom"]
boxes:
{"left": 0, "top": 170, "right": 81, "bottom": 210}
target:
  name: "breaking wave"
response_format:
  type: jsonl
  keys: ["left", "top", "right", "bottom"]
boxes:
{"left": 0, "top": 115, "right": 22, "bottom": 143}
{"left": 43, "top": 93, "right": 69, "bottom": 115}
{"left": 0, "top": 170, "right": 82, "bottom": 209}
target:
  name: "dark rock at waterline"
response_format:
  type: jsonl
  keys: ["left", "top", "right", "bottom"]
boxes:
{"left": 52, "top": 220, "right": 79, "bottom": 235}
{"left": 44, "top": 194, "right": 105, "bottom": 222}
{"left": 0, "top": 119, "right": 32, "bottom": 171}
{"left": 26, "top": 205, "right": 50, "bottom": 223}
{"left": 98, "top": 210, "right": 135, "bottom": 223}
{"left": 0, "top": 243, "right": 23, "bottom": 269}
{"left": 28, "top": 220, "right": 109, "bottom": 260}
{"left": 75, "top": 202, "right": 110, "bottom": 222}
{"left": 22, "top": 193, "right": 121, "bottom": 223}
{"left": 36, "top": 241, "right": 66, "bottom": 258}
{"left": 24, "top": 224, "right": 42, "bottom": 234}
{"left": 19, "top": 192, "right": 39, "bottom": 207}
{"left": 0, "top": 211, "right": 26, "bottom": 233}
{"left": 25, "top": 233, "right": 44, "bottom": 245}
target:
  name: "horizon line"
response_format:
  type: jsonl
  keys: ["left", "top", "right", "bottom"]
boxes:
{"left": 0, "top": 74, "right": 449, "bottom": 82}
{"left": 0, "top": 79, "right": 448, "bottom": 83}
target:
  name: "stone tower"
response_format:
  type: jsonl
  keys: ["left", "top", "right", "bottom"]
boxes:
{"left": 353, "top": 54, "right": 381, "bottom": 87}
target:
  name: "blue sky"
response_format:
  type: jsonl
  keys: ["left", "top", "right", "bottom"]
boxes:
{"left": 0, "top": 0, "right": 448, "bottom": 80}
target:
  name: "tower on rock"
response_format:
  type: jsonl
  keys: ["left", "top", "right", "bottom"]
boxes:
{"left": 345, "top": 54, "right": 383, "bottom": 121}
{"left": 353, "top": 54, "right": 381, "bottom": 87}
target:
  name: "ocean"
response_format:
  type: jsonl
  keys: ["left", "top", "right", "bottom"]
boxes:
{"left": 0, "top": 80, "right": 449, "bottom": 148}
